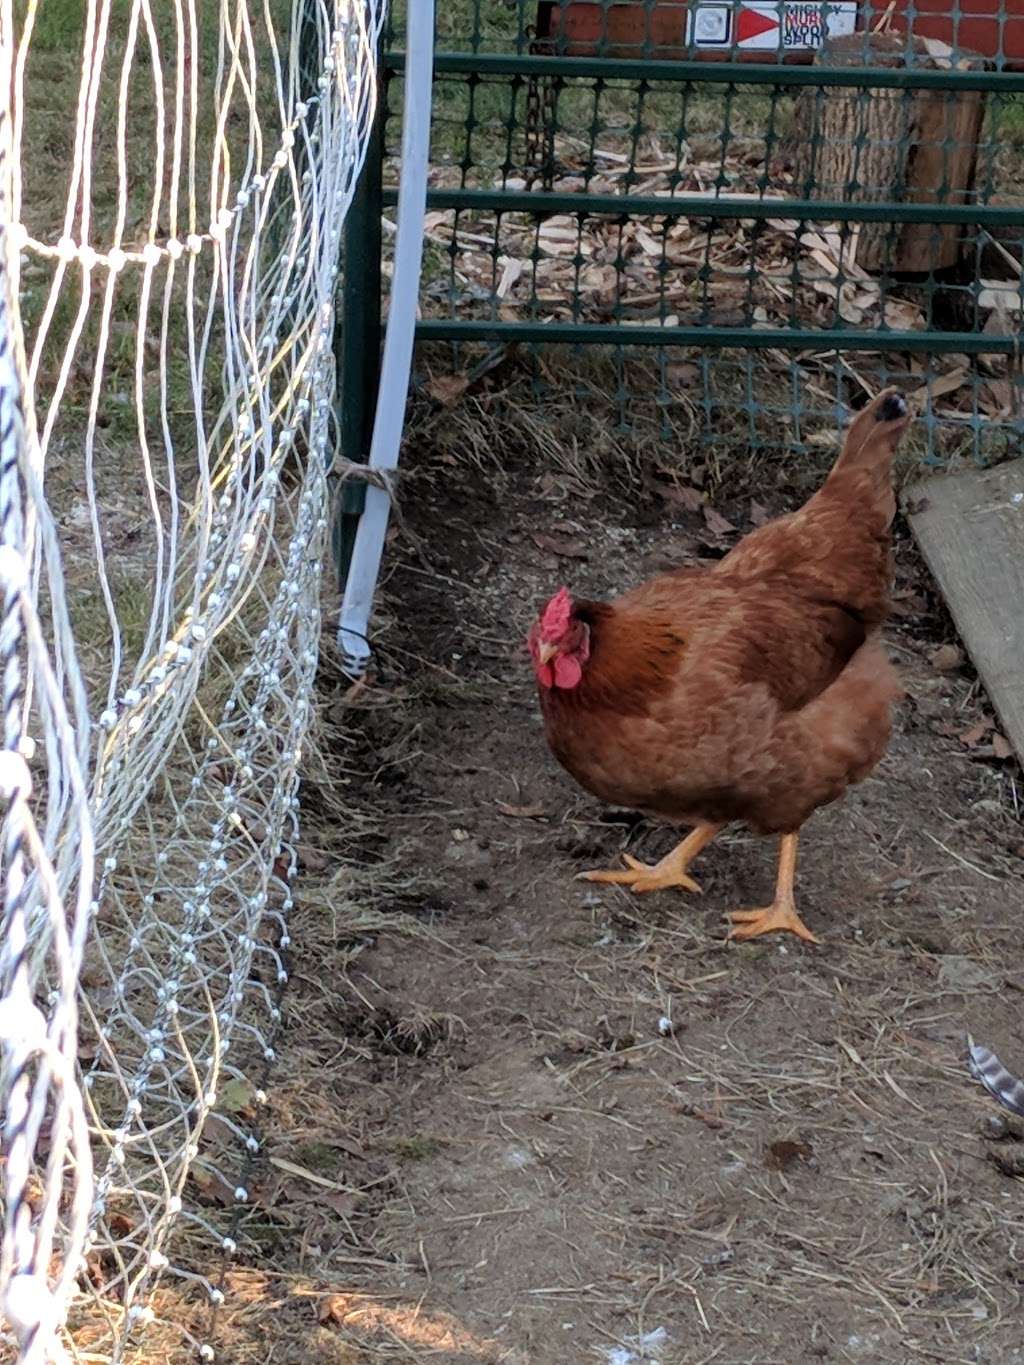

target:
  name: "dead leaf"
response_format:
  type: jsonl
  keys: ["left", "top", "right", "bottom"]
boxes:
{"left": 267, "top": 1155, "right": 356, "bottom": 1194}
{"left": 983, "top": 379, "right": 1015, "bottom": 416}
{"left": 83, "top": 1251, "right": 111, "bottom": 1294}
{"left": 993, "top": 733, "right": 1015, "bottom": 761}
{"left": 764, "top": 1139, "right": 813, "bottom": 1171}
{"left": 665, "top": 361, "right": 700, "bottom": 387}
{"left": 890, "top": 591, "right": 928, "bottom": 619}
{"left": 202, "top": 1112, "right": 238, "bottom": 1150}
{"left": 297, "top": 844, "right": 331, "bottom": 872}
{"left": 656, "top": 480, "right": 703, "bottom": 512}
{"left": 425, "top": 374, "right": 469, "bottom": 407}
{"left": 496, "top": 801, "right": 546, "bottom": 819}
{"left": 104, "top": 1212, "right": 133, "bottom": 1239}
{"left": 928, "top": 367, "right": 970, "bottom": 401}
{"left": 959, "top": 722, "right": 990, "bottom": 748}
{"left": 929, "top": 643, "right": 964, "bottom": 673}
{"left": 190, "top": 1163, "right": 239, "bottom": 1207}
{"left": 318, "top": 1294, "right": 351, "bottom": 1326}
{"left": 884, "top": 299, "right": 925, "bottom": 331}
{"left": 645, "top": 548, "right": 698, "bottom": 574}
{"left": 702, "top": 505, "right": 735, "bottom": 537}
{"left": 322, "top": 1190, "right": 360, "bottom": 1218}
{"left": 530, "top": 531, "right": 588, "bottom": 559}
{"left": 329, "top": 1134, "right": 374, "bottom": 1162}
{"left": 750, "top": 500, "right": 770, "bottom": 526}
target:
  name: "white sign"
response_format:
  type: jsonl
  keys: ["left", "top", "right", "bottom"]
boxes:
{"left": 690, "top": 4, "right": 733, "bottom": 45}
{"left": 687, "top": 1, "right": 858, "bottom": 51}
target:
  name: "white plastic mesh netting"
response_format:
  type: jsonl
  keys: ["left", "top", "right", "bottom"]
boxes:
{"left": 0, "top": 1, "right": 387, "bottom": 1360}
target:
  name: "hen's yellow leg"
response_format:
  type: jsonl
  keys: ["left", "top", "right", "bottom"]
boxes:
{"left": 727, "top": 832, "right": 819, "bottom": 944}
{"left": 577, "top": 823, "right": 722, "bottom": 894}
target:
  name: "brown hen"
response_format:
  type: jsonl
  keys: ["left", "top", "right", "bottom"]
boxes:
{"left": 527, "top": 389, "right": 912, "bottom": 943}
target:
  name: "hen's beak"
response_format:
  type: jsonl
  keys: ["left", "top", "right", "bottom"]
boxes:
{"left": 537, "top": 641, "right": 558, "bottom": 667}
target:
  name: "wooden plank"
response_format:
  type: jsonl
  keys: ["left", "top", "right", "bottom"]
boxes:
{"left": 906, "top": 458, "right": 1024, "bottom": 760}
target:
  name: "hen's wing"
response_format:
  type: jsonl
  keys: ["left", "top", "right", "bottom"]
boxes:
{"left": 729, "top": 582, "right": 868, "bottom": 711}
{"left": 615, "top": 571, "right": 866, "bottom": 712}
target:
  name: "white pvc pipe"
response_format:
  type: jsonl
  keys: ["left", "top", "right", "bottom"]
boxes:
{"left": 337, "top": 0, "right": 434, "bottom": 675}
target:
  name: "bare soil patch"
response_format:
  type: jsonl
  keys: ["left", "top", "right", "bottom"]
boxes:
{"left": 233, "top": 377, "right": 1024, "bottom": 1365}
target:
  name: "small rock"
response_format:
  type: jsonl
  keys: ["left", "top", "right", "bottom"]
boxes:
{"left": 504, "top": 1146, "right": 534, "bottom": 1170}
{"left": 983, "top": 1113, "right": 1024, "bottom": 1142}
{"left": 938, "top": 956, "right": 992, "bottom": 990}
{"left": 443, "top": 840, "right": 491, "bottom": 870}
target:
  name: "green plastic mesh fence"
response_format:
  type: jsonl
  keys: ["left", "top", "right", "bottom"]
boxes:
{"left": 377, "top": 1, "right": 1024, "bottom": 465}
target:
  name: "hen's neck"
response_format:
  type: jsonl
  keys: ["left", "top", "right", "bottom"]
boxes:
{"left": 552, "top": 599, "right": 685, "bottom": 714}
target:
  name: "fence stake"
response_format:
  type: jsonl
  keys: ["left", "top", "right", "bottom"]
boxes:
{"left": 336, "top": 0, "right": 433, "bottom": 674}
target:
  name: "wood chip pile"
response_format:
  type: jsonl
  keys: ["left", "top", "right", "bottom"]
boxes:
{"left": 408, "top": 143, "right": 1023, "bottom": 425}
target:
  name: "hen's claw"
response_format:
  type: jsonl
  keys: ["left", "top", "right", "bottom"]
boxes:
{"left": 576, "top": 824, "right": 721, "bottom": 895}
{"left": 578, "top": 852, "right": 702, "bottom": 894}
{"left": 725, "top": 831, "right": 819, "bottom": 944}
{"left": 727, "top": 898, "right": 820, "bottom": 944}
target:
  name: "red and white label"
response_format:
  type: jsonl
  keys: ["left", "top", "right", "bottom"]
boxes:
{"left": 688, "top": 1, "right": 857, "bottom": 50}
{"left": 736, "top": 6, "right": 781, "bottom": 42}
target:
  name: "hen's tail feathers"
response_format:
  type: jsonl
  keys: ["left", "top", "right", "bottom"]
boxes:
{"left": 794, "top": 639, "right": 903, "bottom": 793}
{"left": 824, "top": 386, "right": 912, "bottom": 527}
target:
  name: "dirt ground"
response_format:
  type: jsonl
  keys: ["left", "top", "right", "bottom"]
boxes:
{"left": 222, "top": 379, "right": 1024, "bottom": 1365}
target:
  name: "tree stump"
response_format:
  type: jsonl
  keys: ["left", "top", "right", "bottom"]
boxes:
{"left": 793, "top": 33, "right": 987, "bottom": 274}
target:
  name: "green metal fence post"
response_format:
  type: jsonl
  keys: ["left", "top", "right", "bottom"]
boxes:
{"left": 334, "top": 33, "right": 385, "bottom": 592}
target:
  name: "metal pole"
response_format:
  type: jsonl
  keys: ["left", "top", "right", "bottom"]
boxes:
{"left": 336, "top": 0, "right": 433, "bottom": 674}
{"left": 334, "top": 27, "right": 384, "bottom": 592}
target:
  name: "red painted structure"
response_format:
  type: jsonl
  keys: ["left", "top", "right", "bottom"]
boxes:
{"left": 535, "top": 0, "right": 1024, "bottom": 67}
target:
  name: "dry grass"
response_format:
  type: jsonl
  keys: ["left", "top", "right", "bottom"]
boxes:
{"left": 17, "top": 3, "right": 1024, "bottom": 1362}
{"left": 51, "top": 365, "right": 1021, "bottom": 1364}
{"left": 179, "top": 372, "right": 1024, "bottom": 1364}
{"left": 4, "top": 5, "right": 368, "bottom": 1363}
{"left": 407, "top": 344, "right": 957, "bottom": 510}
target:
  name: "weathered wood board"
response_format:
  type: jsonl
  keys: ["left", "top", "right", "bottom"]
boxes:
{"left": 907, "top": 458, "right": 1024, "bottom": 761}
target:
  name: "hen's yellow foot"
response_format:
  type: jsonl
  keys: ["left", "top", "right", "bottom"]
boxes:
{"left": 726, "top": 831, "right": 819, "bottom": 944}
{"left": 578, "top": 851, "right": 702, "bottom": 894}
{"left": 576, "top": 824, "right": 721, "bottom": 895}
{"left": 727, "top": 897, "right": 820, "bottom": 944}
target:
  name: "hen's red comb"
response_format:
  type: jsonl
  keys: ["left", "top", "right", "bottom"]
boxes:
{"left": 540, "top": 586, "right": 573, "bottom": 639}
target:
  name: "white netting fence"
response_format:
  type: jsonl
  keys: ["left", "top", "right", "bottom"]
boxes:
{"left": 0, "top": 1, "right": 387, "bottom": 1360}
